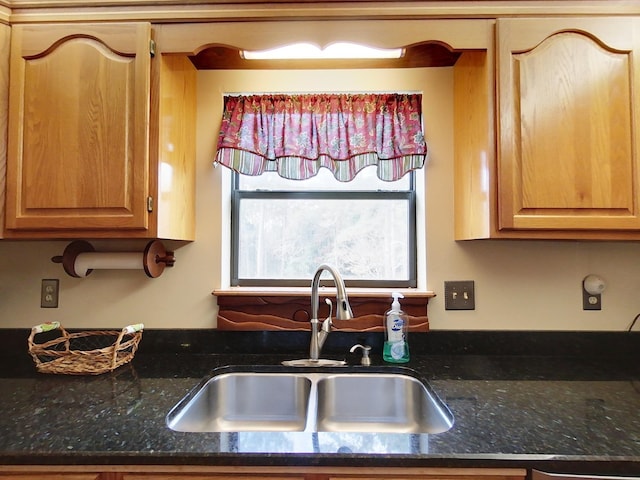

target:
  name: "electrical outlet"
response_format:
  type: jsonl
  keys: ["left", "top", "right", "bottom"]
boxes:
{"left": 582, "top": 289, "right": 601, "bottom": 311}
{"left": 444, "top": 280, "right": 475, "bottom": 310}
{"left": 41, "top": 279, "right": 59, "bottom": 308}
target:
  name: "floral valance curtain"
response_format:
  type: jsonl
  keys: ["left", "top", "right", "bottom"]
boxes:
{"left": 214, "top": 93, "right": 427, "bottom": 181}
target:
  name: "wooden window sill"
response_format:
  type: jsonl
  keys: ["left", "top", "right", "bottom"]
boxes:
{"left": 213, "top": 286, "right": 435, "bottom": 298}
{"left": 213, "top": 288, "right": 435, "bottom": 332}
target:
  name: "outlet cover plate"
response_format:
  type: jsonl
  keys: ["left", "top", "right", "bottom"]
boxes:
{"left": 582, "top": 288, "right": 601, "bottom": 310}
{"left": 41, "top": 279, "right": 59, "bottom": 308}
{"left": 444, "top": 280, "right": 475, "bottom": 310}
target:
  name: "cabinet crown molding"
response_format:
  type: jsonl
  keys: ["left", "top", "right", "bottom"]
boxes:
{"left": 4, "top": 1, "right": 640, "bottom": 24}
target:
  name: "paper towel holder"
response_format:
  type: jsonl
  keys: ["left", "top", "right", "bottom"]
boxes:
{"left": 51, "top": 240, "right": 175, "bottom": 278}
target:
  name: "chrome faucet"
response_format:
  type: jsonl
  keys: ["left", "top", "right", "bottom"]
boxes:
{"left": 309, "top": 264, "right": 353, "bottom": 361}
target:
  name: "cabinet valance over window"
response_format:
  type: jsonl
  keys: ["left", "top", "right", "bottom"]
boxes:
{"left": 214, "top": 93, "right": 427, "bottom": 181}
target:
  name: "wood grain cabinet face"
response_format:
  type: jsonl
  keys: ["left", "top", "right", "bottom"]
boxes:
{"left": 497, "top": 17, "right": 640, "bottom": 232}
{"left": 122, "top": 476, "right": 304, "bottom": 480}
{"left": 5, "top": 23, "right": 196, "bottom": 240}
{"left": 0, "top": 476, "right": 102, "bottom": 480}
{"left": 0, "top": 24, "right": 9, "bottom": 240}
{"left": 7, "top": 23, "right": 151, "bottom": 233}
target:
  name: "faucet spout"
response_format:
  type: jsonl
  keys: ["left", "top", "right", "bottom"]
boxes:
{"left": 309, "top": 264, "right": 353, "bottom": 361}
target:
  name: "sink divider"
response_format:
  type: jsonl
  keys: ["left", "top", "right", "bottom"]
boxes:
{"left": 303, "top": 373, "right": 322, "bottom": 433}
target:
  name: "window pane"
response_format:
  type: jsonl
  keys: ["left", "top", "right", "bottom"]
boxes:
{"left": 239, "top": 165, "right": 410, "bottom": 192}
{"left": 236, "top": 196, "right": 410, "bottom": 282}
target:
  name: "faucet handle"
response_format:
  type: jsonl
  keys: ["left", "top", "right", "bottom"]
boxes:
{"left": 322, "top": 298, "right": 333, "bottom": 333}
{"left": 324, "top": 298, "right": 333, "bottom": 320}
{"left": 349, "top": 344, "right": 372, "bottom": 366}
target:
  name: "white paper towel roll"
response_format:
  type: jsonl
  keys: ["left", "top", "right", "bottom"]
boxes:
{"left": 74, "top": 252, "right": 144, "bottom": 278}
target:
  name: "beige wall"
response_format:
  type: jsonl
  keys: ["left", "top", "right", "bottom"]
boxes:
{"left": 0, "top": 66, "right": 639, "bottom": 331}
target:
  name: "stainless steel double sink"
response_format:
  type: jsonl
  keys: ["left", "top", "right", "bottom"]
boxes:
{"left": 166, "top": 365, "right": 453, "bottom": 434}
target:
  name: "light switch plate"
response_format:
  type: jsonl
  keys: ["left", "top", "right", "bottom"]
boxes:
{"left": 444, "top": 280, "right": 475, "bottom": 310}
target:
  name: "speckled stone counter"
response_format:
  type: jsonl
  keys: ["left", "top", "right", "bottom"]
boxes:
{"left": 1, "top": 330, "right": 640, "bottom": 476}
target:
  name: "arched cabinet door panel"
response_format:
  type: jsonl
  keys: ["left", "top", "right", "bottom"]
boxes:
{"left": 5, "top": 23, "right": 196, "bottom": 240}
{"left": 6, "top": 23, "right": 152, "bottom": 233}
{"left": 497, "top": 17, "right": 640, "bottom": 231}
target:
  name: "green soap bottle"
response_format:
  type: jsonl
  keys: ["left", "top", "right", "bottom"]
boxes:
{"left": 383, "top": 292, "right": 410, "bottom": 363}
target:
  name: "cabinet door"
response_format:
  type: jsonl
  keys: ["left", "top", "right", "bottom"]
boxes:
{"left": 6, "top": 23, "right": 151, "bottom": 232}
{"left": 0, "top": 476, "right": 101, "bottom": 480}
{"left": 0, "top": 24, "right": 9, "bottom": 239}
{"left": 122, "top": 476, "right": 303, "bottom": 479}
{"left": 497, "top": 17, "right": 640, "bottom": 231}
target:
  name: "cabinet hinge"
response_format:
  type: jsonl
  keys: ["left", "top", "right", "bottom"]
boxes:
{"left": 147, "top": 196, "right": 154, "bottom": 212}
{"left": 149, "top": 39, "right": 156, "bottom": 58}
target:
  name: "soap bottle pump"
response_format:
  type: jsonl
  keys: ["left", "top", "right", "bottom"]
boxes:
{"left": 383, "top": 292, "right": 410, "bottom": 363}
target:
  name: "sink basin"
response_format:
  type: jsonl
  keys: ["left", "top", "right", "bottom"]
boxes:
{"left": 316, "top": 373, "right": 453, "bottom": 434}
{"left": 167, "top": 366, "right": 453, "bottom": 434}
{"left": 167, "top": 372, "right": 312, "bottom": 432}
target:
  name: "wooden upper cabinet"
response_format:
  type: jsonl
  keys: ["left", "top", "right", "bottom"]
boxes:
{"left": 0, "top": 24, "right": 9, "bottom": 240}
{"left": 497, "top": 17, "right": 640, "bottom": 233}
{"left": 5, "top": 23, "right": 196, "bottom": 240}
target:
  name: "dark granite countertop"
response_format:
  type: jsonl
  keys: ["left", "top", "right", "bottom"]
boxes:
{"left": 2, "top": 330, "right": 640, "bottom": 476}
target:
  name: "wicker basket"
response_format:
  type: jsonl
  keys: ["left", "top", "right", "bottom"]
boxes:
{"left": 28, "top": 322, "right": 144, "bottom": 375}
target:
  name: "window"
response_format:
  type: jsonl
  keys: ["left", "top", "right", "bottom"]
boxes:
{"left": 218, "top": 92, "right": 426, "bottom": 289}
{"left": 231, "top": 166, "right": 417, "bottom": 288}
